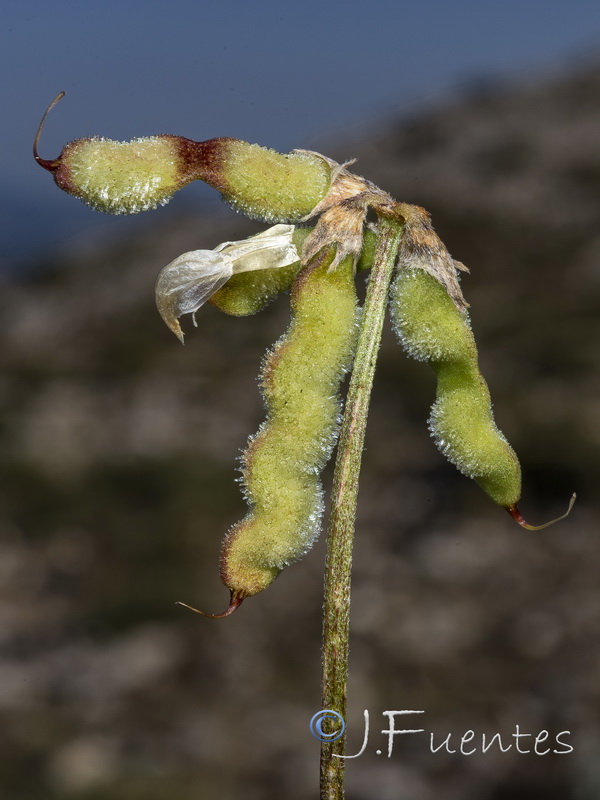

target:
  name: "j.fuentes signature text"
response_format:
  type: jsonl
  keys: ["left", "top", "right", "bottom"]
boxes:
{"left": 310, "top": 710, "right": 573, "bottom": 758}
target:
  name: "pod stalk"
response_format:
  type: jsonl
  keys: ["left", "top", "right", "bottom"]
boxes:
{"left": 506, "top": 492, "right": 576, "bottom": 530}
{"left": 176, "top": 592, "right": 244, "bottom": 619}
{"left": 33, "top": 91, "right": 65, "bottom": 172}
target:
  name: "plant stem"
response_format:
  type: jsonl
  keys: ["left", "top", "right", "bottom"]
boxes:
{"left": 320, "top": 215, "right": 403, "bottom": 799}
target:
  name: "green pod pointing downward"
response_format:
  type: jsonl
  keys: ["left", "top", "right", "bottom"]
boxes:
{"left": 391, "top": 267, "right": 521, "bottom": 507}
{"left": 218, "top": 249, "right": 359, "bottom": 608}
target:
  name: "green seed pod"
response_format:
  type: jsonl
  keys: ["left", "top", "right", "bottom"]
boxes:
{"left": 34, "top": 94, "right": 330, "bottom": 220}
{"left": 211, "top": 249, "right": 358, "bottom": 613}
{"left": 391, "top": 267, "right": 521, "bottom": 507}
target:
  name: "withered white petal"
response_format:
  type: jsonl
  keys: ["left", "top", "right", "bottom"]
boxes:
{"left": 155, "top": 225, "right": 299, "bottom": 343}
{"left": 215, "top": 224, "right": 298, "bottom": 273}
{"left": 155, "top": 250, "right": 233, "bottom": 343}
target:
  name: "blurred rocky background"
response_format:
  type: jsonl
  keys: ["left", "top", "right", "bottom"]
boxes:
{"left": 2, "top": 64, "right": 600, "bottom": 800}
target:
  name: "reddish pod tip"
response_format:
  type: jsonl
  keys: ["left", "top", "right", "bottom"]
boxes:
{"left": 176, "top": 591, "right": 244, "bottom": 619}
{"left": 33, "top": 91, "right": 66, "bottom": 172}
{"left": 505, "top": 492, "right": 576, "bottom": 531}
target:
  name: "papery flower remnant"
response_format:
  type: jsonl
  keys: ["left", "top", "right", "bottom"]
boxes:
{"left": 155, "top": 225, "right": 299, "bottom": 342}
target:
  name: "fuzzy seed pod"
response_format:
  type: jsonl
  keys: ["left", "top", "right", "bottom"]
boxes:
{"left": 217, "top": 249, "right": 358, "bottom": 609}
{"left": 34, "top": 95, "right": 331, "bottom": 220}
{"left": 391, "top": 267, "right": 521, "bottom": 508}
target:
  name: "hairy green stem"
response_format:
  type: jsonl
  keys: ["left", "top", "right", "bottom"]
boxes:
{"left": 320, "top": 215, "right": 404, "bottom": 799}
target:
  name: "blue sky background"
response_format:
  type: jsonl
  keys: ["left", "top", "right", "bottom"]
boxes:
{"left": 4, "top": 0, "right": 600, "bottom": 268}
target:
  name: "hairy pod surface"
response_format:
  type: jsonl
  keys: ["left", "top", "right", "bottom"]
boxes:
{"left": 220, "top": 250, "right": 359, "bottom": 601}
{"left": 40, "top": 135, "right": 193, "bottom": 214}
{"left": 391, "top": 267, "right": 521, "bottom": 507}
{"left": 216, "top": 141, "right": 331, "bottom": 222}
{"left": 208, "top": 262, "right": 302, "bottom": 317}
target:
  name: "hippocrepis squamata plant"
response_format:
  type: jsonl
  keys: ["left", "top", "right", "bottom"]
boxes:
{"left": 35, "top": 91, "right": 578, "bottom": 798}
{"left": 34, "top": 92, "right": 575, "bottom": 617}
